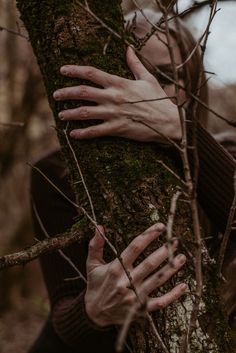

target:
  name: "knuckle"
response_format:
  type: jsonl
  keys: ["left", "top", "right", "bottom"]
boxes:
{"left": 72, "top": 67, "right": 79, "bottom": 75}
{"left": 88, "top": 240, "right": 95, "bottom": 252}
{"left": 111, "top": 90, "right": 125, "bottom": 104}
{"left": 115, "top": 78, "right": 126, "bottom": 89}
{"left": 80, "top": 86, "right": 89, "bottom": 98}
{"left": 86, "top": 67, "right": 96, "bottom": 81}
{"left": 130, "top": 241, "right": 142, "bottom": 255}
{"left": 155, "top": 298, "right": 167, "bottom": 310}
{"left": 109, "top": 265, "right": 120, "bottom": 278}
{"left": 142, "top": 260, "right": 155, "bottom": 273}
{"left": 79, "top": 107, "right": 89, "bottom": 118}
{"left": 85, "top": 128, "right": 97, "bottom": 139}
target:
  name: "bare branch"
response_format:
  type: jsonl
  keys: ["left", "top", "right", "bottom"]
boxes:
{"left": 33, "top": 202, "right": 87, "bottom": 283}
{"left": 166, "top": 189, "right": 182, "bottom": 263}
{"left": 0, "top": 230, "right": 83, "bottom": 271}
{"left": 64, "top": 128, "right": 97, "bottom": 222}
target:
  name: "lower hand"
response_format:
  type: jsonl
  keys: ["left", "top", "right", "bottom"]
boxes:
{"left": 85, "top": 223, "right": 187, "bottom": 327}
{"left": 53, "top": 47, "right": 180, "bottom": 143}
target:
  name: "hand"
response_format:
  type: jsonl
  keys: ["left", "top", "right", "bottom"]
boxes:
{"left": 53, "top": 47, "right": 181, "bottom": 143}
{"left": 85, "top": 223, "right": 187, "bottom": 327}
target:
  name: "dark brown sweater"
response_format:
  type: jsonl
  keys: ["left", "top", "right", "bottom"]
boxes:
{"left": 30, "top": 125, "right": 236, "bottom": 353}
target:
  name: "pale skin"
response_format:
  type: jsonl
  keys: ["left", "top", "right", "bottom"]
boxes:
{"left": 53, "top": 37, "right": 184, "bottom": 143}
{"left": 85, "top": 224, "right": 186, "bottom": 327}
{"left": 53, "top": 35, "right": 187, "bottom": 327}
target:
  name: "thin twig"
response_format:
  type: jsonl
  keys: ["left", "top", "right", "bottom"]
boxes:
{"left": 166, "top": 190, "right": 182, "bottom": 263}
{"left": 0, "top": 230, "right": 83, "bottom": 271}
{"left": 178, "top": 0, "right": 213, "bottom": 18}
{"left": 30, "top": 164, "right": 170, "bottom": 353}
{"left": 123, "top": 96, "right": 176, "bottom": 104}
{"left": 157, "top": 160, "right": 187, "bottom": 188}
{"left": 116, "top": 300, "right": 142, "bottom": 352}
{"left": 76, "top": 0, "right": 235, "bottom": 128}
{"left": 64, "top": 129, "right": 97, "bottom": 222}
{"left": 129, "top": 118, "right": 182, "bottom": 152}
{"left": 33, "top": 202, "right": 87, "bottom": 283}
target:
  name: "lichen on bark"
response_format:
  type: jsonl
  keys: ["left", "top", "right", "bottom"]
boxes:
{"left": 16, "top": 0, "right": 232, "bottom": 352}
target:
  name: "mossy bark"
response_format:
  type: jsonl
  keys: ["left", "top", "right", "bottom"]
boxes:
{"left": 16, "top": 1, "right": 231, "bottom": 352}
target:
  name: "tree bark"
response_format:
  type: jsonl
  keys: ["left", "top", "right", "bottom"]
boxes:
{"left": 16, "top": 1, "right": 232, "bottom": 352}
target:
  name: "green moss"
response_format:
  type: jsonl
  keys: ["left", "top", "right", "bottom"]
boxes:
{"left": 70, "top": 216, "right": 89, "bottom": 232}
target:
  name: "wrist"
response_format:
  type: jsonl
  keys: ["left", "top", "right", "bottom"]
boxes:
{"left": 148, "top": 103, "right": 181, "bottom": 143}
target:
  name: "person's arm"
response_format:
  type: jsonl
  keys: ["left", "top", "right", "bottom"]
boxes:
{"left": 53, "top": 46, "right": 180, "bottom": 143}
{"left": 53, "top": 48, "right": 236, "bottom": 236}
{"left": 190, "top": 123, "right": 236, "bottom": 235}
{"left": 31, "top": 151, "right": 118, "bottom": 351}
{"left": 31, "top": 151, "right": 187, "bottom": 351}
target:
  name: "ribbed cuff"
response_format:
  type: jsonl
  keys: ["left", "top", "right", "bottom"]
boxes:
{"left": 52, "top": 291, "right": 114, "bottom": 348}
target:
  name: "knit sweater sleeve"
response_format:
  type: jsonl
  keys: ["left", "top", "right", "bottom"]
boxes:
{"left": 189, "top": 123, "right": 236, "bottom": 236}
{"left": 30, "top": 150, "right": 117, "bottom": 352}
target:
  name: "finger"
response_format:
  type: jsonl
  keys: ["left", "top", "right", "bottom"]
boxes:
{"left": 142, "top": 254, "right": 186, "bottom": 295}
{"left": 126, "top": 46, "right": 154, "bottom": 81}
{"left": 59, "top": 105, "right": 112, "bottom": 121}
{"left": 70, "top": 122, "right": 115, "bottom": 139}
{"left": 87, "top": 226, "right": 105, "bottom": 271}
{"left": 131, "top": 239, "right": 178, "bottom": 284}
{"left": 121, "top": 223, "right": 165, "bottom": 267}
{"left": 147, "top": 283, "right": 187, "bottom": 312}
{"left": 59, "top": 65, "right": 123, "bottom": 88}
{"left": 53, "top": 85, "right": 109, "bottom": 103}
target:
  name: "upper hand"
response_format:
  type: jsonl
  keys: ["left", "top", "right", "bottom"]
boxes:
{"left": 85, "top": 223, "right": 187, "bottom": 327}
{"left": 53, "top": 47, "right": 181, "bottom": 143}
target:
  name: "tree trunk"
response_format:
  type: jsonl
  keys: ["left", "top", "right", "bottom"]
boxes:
{"left": 16, "top": 1, "right": 231, "bottom": 352}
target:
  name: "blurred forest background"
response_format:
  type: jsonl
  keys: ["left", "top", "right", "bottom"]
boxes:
{"left": 0, "top": 0, "right": 235, "bottom": 352}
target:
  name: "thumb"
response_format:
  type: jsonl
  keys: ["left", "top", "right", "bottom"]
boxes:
{"left": 87, "top": 225, "right": 105, "bottom": 271}
{"left": 126, "top": 46, "right": 152, "bottom": 80}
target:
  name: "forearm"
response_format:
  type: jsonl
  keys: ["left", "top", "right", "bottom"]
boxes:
{"left": 52, "top": 292, "right": 116, "bottom": 349}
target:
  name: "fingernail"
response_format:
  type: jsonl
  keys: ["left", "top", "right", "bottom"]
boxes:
{"left": 53, "top": 92, "right": 60, "bottom": 100}
{"left": 180, "top": 283, "right": 187, "bottom": 291}
{"left": 172, "top": 239, "right": 178, "bottom": 248}
{"left": 60, "top": 66, "right": 69, "bottom": 75}
{"left": 70, "top": 131, "right": 77, "bottom": 138}
{"left": 58, "top": 112, "right": 64, "bottom": 119}
{"left": 156, "top": 223, "right": 165, "bottom": 232}
{"left": 177, "top": 254, "right": 186, "bottom": 264}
